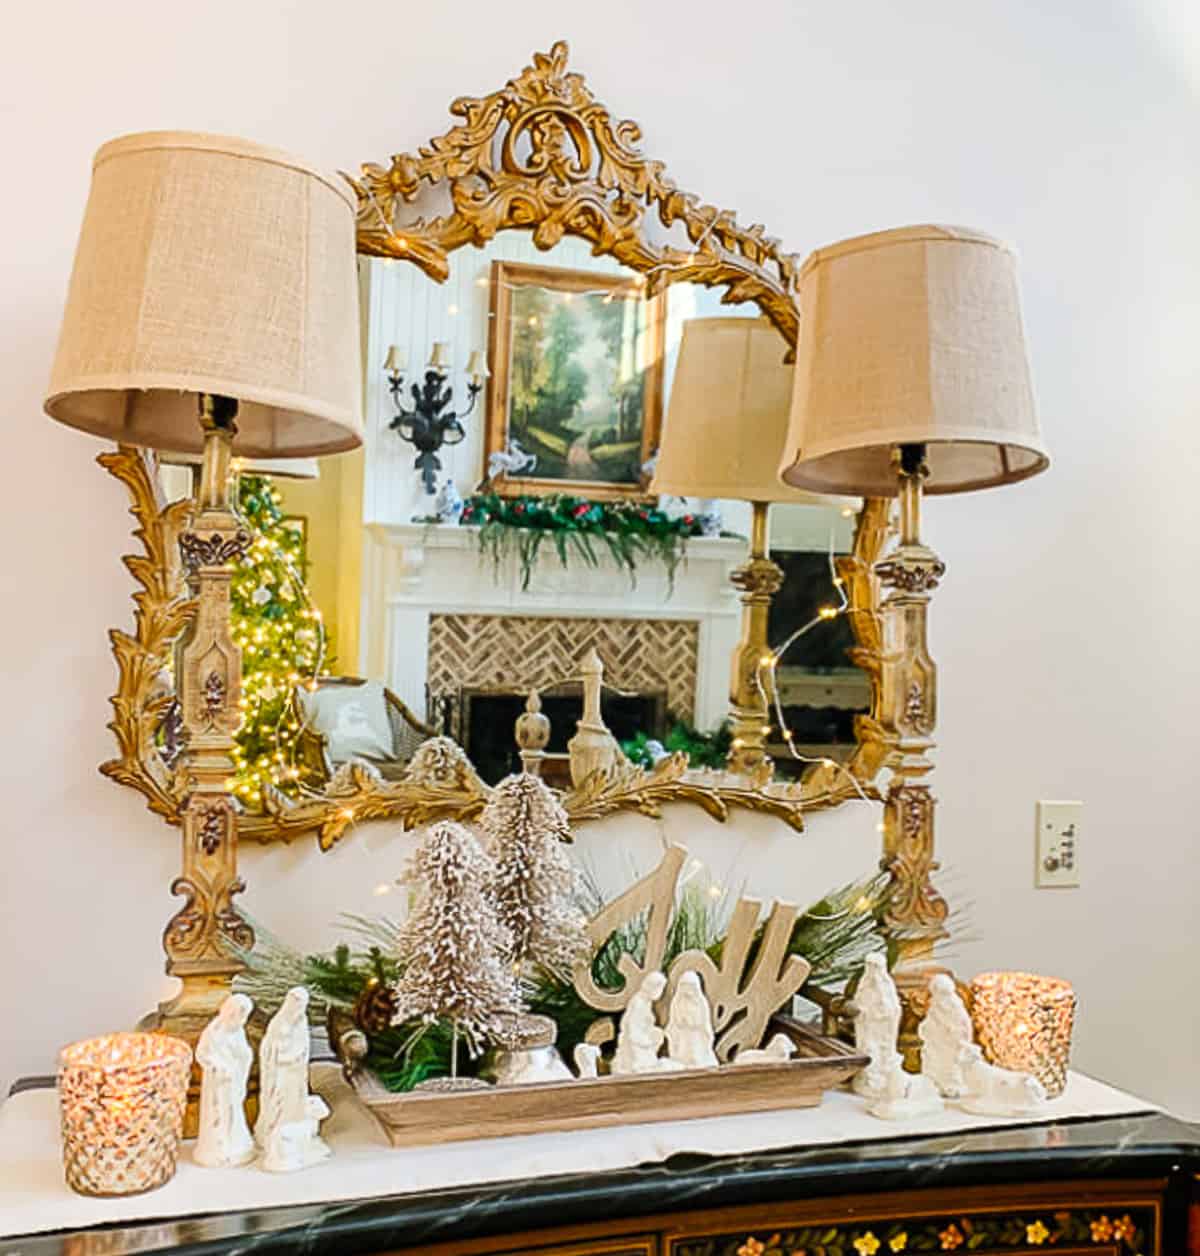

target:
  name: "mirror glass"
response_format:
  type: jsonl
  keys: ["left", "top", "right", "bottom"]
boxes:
{"left": 157, "top": 236, "right": 870, "bottom": 807}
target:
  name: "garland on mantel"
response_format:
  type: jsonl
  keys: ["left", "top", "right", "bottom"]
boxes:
{"left": 459, "top": 492, "right": 714, "bottom": 590}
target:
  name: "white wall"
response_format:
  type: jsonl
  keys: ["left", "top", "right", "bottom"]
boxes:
{"left": 2, "top": 0, "right": 1198, "bottom": 1116}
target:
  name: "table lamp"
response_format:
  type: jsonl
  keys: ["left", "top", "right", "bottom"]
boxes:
{"left": 43, "top": 132, "right": 362, "bottom": 1117}
{"left": 652, "top": 316, "right": 850, "bottom": 775}
{"left": 780, "top": 224, "right": 1048, "bottom": 995}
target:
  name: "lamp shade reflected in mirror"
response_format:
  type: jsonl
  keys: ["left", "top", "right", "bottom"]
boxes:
{"left": 654, "top": 316, "right": 849, "bottom": 506}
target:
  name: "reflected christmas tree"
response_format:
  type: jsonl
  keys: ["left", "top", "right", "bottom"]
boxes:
{"left": 228, "top": 472, "right": 326, "bottom": 806}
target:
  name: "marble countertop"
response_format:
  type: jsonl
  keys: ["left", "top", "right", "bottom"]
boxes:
{"left": 4, "top": 1097, "right": 1198, "bottom": 1256}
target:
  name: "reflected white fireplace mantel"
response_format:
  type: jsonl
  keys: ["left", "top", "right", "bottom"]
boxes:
{"left": 361, "top": 523, "right": 747, "bottom": 729}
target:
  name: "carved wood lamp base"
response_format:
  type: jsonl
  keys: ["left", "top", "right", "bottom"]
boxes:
{"left": 727, "top": 501, "right": 784, "bottom": 777}
{"left": 140, "top": 395, "right": 258, "bottom": 1138}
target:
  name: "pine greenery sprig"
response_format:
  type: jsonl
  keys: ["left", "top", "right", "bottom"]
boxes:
{"left": 233, "top": 915, "right": 460, "bottom": 1090}
{"left": 622, "top": 721, "right": 733, "bottom": 770}
{"left": 459, "top": 492, "right": 714, "bottom": 591}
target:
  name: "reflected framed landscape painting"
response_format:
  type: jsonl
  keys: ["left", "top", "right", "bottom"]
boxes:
{"left": 484, "top": 260, "right": 665, "bottom": 500}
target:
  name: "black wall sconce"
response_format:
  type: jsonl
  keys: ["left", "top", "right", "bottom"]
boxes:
{"left": 385, "top": 342, "right": 487, "bottom": 493}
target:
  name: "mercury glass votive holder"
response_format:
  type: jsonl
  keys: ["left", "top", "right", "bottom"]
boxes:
{"left": 969, "top": 971, "right": 1077, "bottom": 1098}
{"left": 57, "top": 1032, "right": 193, "bottom": 1196}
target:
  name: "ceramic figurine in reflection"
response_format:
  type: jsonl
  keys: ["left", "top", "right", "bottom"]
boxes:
{"left": 666, "top": 972, "right": 719, "bottom": 1069}
{"left": 732, "top": 1033, "right": 795, "bottom": 1066}
{"left": 695, "top": 498, "right": 723, "bottom": 538}
{"left": 434, "top": 478, "right": 465, "bottom": 524}
{"left": 573, "top": 1042, "right": 601, "bottom": 1079}
{"left": 851, "top": 953, "right": 903, "bottom": 1099}
{"left": 487, "top": 438, "right": 537, "bottom": 480}
{"left": 254, "top": 987, "right": 325, "bottom": 1164}
{"left": 919, "top": 974, "right": 975, "bottom": 1098}
{"left": 194, "top": 993, "right": 255, "bottom": 1168}
{"left": 612, "top": 971, "right": 669, "bottom": 1075}
{"left": 865, "top": 1057, "right": 944, "bottom": 1120}
{"left": 260, "top": 1095, "right": 332, "bottom": 1173}
{"left": 957, "top": 1044, "right": 1048, "bottom": 1116}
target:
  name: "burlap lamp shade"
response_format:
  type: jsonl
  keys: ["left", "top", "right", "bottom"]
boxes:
{"left": 780, "top": 224, "right": 1047, "bottom": 496}
{"left": 653, "top": 316, "right": 847, "bottom": 506}
{"left": 44, "top": 131, "right": 362, "bottom": 457}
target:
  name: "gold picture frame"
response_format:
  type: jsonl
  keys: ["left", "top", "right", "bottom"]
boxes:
{"left": 484, "top": 261, "right": 665, "bottom": 500}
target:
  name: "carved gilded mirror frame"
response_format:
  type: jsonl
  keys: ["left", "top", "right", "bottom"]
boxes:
{"left": 99, "top": 41, "right": 897, "bottom": 852}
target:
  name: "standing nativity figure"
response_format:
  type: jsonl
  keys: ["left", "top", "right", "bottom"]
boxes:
{"left": 919, "top": 974, "right": 975, "bottom": 1098}
{"left": 254, "top": 986, "right": 329, "bottom": 1171}
{"left": 851, "top": 952, "right": 904, "bottom": 1100}
{"left": 665, "top": 971, "right": 719, "bottom": 1069}
{"left": 479, "top": 772, "right": 589, "bottom": 977}
{"left": 194, "top": 993, "right": 256, "bottom": 1168}
{"left": 391, "top": 820, "right": 525, "bottom": 1074}
{"left": 612, "top": 971, "right": 673, "bottom": 1074}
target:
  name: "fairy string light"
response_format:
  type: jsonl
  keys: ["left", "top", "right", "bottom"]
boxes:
{"left": 753, "top": 514, "right": 879, "bottom": 810}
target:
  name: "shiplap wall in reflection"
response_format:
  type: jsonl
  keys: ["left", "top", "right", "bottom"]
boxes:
{"left": 360, "top": 237, "right": 752, "bottom": 527}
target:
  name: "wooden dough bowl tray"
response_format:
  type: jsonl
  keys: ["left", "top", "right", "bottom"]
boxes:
{"left": 329, "top": 1012, "right": 867, "bottom": 1147}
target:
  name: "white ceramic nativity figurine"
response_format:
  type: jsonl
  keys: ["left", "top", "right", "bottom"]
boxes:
{"left": 957, "top": 1044, "right": 1048, "bottom": 1117}
{"left": 851, "top": 953, "right": 903, "bottom": 1100}
{"left": 865, "top": 1058, "right": 945, "bottom": 1121}
{"left": 254, "top": 987, "right": 329, "bottom": 1169}
{"left": 612, "top": 971, "right": 671, "bottom": 1074}
{"left": 732, "top": 1033, "right": 795, "bottom": 1066}
{"left": 918, "top": 975, "right": 975, "bottom": 1098}
{"left": 194, "top": 993, "right": 256, "bottom": 1168}
{"left": 573, "top": 1042, "right": 601, "bottom": 1079}
{"left": 665, "top": 972, "right": 719, "bottom": 1069}
{"left": 260, "top": 1096, "right": 333, "bottom": 1174}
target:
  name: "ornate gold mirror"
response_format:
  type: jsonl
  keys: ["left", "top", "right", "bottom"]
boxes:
{"left": 100, "top": 41, "right": 896, "bottom": 853}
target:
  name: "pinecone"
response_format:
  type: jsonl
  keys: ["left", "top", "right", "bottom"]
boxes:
{"left": 354, "top": 977, "right": 399, "bottom": 1035}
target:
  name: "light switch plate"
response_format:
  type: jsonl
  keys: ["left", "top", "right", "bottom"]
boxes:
{"left": 1036, "top": 800, "right": 1081, "bottom": 888}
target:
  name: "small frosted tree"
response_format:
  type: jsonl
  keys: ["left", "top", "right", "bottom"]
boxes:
{"left": 479, "top": 773, "right": 589, "bottom": 978}
{"left": 391, "top": 820, "right": 523, "bottom": 1072}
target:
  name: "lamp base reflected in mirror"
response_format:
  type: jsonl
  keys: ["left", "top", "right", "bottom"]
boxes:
{"left": 727, "top": 502, "right": 784, "bottom": 777}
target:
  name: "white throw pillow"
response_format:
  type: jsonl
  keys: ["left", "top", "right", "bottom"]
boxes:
{"left": 300, "top": 682, "right": 394, "bottom": 765}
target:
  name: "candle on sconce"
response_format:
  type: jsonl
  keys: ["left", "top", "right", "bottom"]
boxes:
{"left": 968, "top": 971, "right": 1076, "bottom": 1099}
{"left": 427, "top": 341, "right": 451, "bottom": 371}
{"left": 57, "top": 1032, "right": 192, "bottom": 1196}
{"left": 465, "top": 349, "right": 489, "bottom": 384}
{"left": 383, "top": 344, "right": 407, "bottom": 375}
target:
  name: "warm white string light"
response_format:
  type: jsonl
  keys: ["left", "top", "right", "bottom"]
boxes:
{"left": 752, "top": 524, "right": 876, "bottom": 807}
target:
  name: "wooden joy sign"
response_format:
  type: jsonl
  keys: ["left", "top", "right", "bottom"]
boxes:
{"left": 573, "top": 845, "right": 811, "bottom": 1062}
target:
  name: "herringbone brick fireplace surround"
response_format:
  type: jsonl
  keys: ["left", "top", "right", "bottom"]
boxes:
{"left": 427, "top": 613, "right": 699, "bottom": 732}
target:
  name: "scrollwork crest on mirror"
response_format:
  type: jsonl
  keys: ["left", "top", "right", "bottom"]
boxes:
{"left": 350, "top": 41, "right": 800, "bottom": 346}
{"left": 98, "top": 40, "right": 897, "bottom": 851}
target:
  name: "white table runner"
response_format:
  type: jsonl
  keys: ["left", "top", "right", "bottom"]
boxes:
{"left": 0, "top": 1066, "right": 1155, "bottom": 1240}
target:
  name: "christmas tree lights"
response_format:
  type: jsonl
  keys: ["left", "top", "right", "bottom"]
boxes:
{"left": 228, "top": 472, "right": 327, "bottom": 806}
